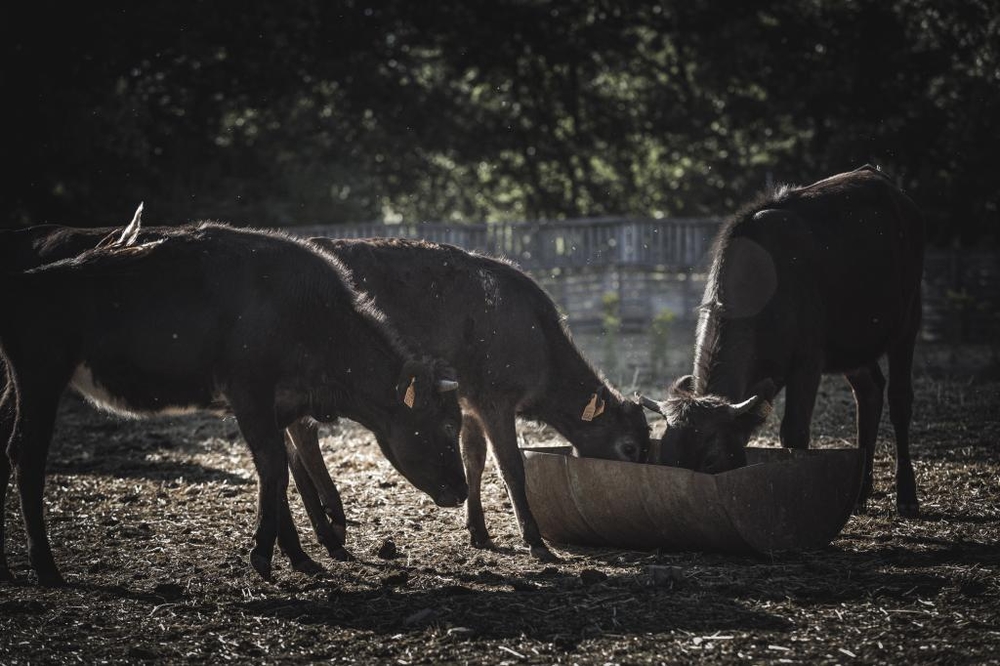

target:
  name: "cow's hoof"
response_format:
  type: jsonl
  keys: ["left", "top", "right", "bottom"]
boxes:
{"left": 292, "top": 558, "right": 325, "bottom": 576}
{"left": 470, "top": 535, "right": 496, "bottom": 550}
{"left": 897, "top": 502, "right": 920, "bottom": 519}
{"left": 37, "top": 570, "right": 67, "bottom": 588}
{"left": 329, "top": 547, "right": 355, "bottom": 562}
{"left": 330, "top": 523, "right": 347, "bottom": 544}
{"left": 250, "top": 552, "right": 273, "bottom": 581}
{"left": 529, "top": 544, "right": 560, "bottom": 563}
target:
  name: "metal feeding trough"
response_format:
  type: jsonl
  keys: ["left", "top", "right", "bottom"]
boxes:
{"left": 522, "top": 446, "right": 861, "bottom": 554}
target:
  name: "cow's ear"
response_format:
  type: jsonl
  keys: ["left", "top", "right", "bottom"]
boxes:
{"left": 580, "top": 392, "right": 606, "bottom": 421}
{"left": 397, "top": 360, "right": 430, "bottom": 409}
{"left": 400, "top": 376, "right": 417, "bottom": 408}
{"left": 670, "top": 375, "right": 695, "bottom": 396}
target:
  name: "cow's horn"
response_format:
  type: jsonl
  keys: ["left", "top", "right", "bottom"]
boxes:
{"left": 116, "top": 202, "right": 143, "bottom": 247}
{"left": 637, "top": 394, "right": 665, "bottom": 415}
{"left": 436, "top": 379, "right": 459, "bottom": 393}
{"left": 727, "top": 395, "right": 759, "bottom": 417}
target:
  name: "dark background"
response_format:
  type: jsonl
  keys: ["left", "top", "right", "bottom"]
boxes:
{"left": 2, "top": 0, "right": 997, "bottom": 246}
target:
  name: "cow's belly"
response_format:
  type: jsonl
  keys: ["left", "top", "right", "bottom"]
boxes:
{"left": 69, "top": 363, "right": 224, "bottom": 418}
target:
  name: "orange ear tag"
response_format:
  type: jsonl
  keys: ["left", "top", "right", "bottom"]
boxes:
{"left": 581, "top": 393, "right": 598, "bottom": 421}
{"left": 403, "top": 377, "right": 416, "bottom": 408}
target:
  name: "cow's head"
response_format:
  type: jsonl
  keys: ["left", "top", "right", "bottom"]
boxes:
{"left": 373, "top": 358, "right": 467, "bottom": 507}
{"left": 640, "top": 375, "right": 774, "bottom": 473}
{"left": 570, "top": 385, "right": 651, "bottom": 463}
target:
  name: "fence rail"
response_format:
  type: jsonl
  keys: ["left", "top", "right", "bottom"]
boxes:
{"left": 292, "top": 217, "right": 723, "bottom": 273}
{"left": 290, "top": 217, "right": 999, "bottom": 345}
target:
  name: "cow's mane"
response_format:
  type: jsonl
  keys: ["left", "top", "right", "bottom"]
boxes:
{"left": 691, "top": 179, "right": 798, "bottom": 393}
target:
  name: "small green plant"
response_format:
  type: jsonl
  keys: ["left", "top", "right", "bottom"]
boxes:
{"left": 649, "top": 307, "right": 676, "bottom": 379}
{"left": 601, "top": 291, "right": 621, "bottom": 376}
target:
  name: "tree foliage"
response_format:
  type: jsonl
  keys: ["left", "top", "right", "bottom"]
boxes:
{"left": 2, "top": 0, "right": 997, "bottom": 244}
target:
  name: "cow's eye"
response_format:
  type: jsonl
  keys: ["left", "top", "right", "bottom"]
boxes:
{"left": 442, "top": 421, "right": 458, "bottom": 439}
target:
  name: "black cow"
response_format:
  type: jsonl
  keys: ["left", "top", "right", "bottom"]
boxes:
{"left": 0, "top": 212, "right": 358, "bottom": 566}
{"left": 0, "top": 222, "right": 466, "bottom": 585}
{"left": 640, "top": 166, "right": 925, "bottom": 516}
{"left": 288, "top": 237, "right": 651, "bottom": 561}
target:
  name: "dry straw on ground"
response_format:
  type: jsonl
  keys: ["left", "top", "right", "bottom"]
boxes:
{"left": 2, "top": 349, "right": 998, "bottom": 664}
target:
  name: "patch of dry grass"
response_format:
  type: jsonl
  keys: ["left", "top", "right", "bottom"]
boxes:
{"left": 2, "top": 352, "right": 998, "bottom": 664}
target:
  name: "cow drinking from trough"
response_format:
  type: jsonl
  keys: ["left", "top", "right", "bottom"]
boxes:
{"left": 640, "top": 165, "right": 924, "bottom": 516}
{"left": 285, "top": 238, "right": 651, "bottom": 562}
{"left": 0, "top": 222, "right": 467, "bottom": 585}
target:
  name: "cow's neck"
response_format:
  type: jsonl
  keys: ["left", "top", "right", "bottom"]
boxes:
{"left": 317, "top": 310, "right": 407, "bottom": 429}
{"left": 693, "top": 302, "right": 758, "bottom": 402}
{"left": 526, "top": 349, "right": 609, "bottom": 440}
{"left": 338, "top": 350, "right": 401, "bottom": 429}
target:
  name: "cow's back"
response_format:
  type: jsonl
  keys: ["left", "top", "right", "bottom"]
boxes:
{"left": 722, "top": 167, "right": 924, "bottom": 371}
{"left": 8, "top": 224, "right": 364, "bottom": 413}
{"left": 0, "top": 225, "right": 113, "bottom": 271}
{"left": 316, "top": 238, "right": 560, "bottom": 399}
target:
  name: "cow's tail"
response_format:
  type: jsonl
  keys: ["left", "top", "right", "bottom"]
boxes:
{"left": 0, "top": 268, "right": 25, "bottom": 463}
{"left": 0, "top": 266, "right": 44, "bottom": 376}
{"left": 0, "top": 268, "right": 21, "bottom": 341}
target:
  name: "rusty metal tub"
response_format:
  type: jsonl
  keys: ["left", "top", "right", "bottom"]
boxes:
{"left": 522, "top": 446, "right": 861, "bottom": 554}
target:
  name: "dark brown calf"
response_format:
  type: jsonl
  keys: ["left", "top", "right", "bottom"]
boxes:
{"left": 291, "top": 237, "right": 651, "bottom": 561}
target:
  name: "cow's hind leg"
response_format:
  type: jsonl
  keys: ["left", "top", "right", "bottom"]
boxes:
{"left": 1, "top": 378, "right": 15, "bottom": 582}
{"left": 461, "top": 412, "right": 494, "bottom": 549}
{"left": 11, "top": 389, "right": 63, "bottom": 586}
{"left": 888, "top": 320, "right": 920, "bottom": 518}
{"left": 0, "top": 447, "right": 10, "bottom": 582}
{"left": 228, "top": 388, "right": 293, "bottom": 581}
{"left": 845, "top": 363, "right": 886, "bottom": 514}
{"left": 479, "top": 408, "right": 558, "bottom": 563}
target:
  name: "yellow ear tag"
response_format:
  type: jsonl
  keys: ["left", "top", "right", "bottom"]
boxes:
{"left": 403, "top": 377, "right": 416, "bottom": 409}
{"left": 581, "top": 393, "right": 598, "bottom": 421}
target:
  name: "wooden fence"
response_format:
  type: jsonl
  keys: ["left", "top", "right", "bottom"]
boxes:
{"left": 291, "top": 217, "right": 999, "bottom": 346}
{"left": 292, "top": 217, "right": 721, "bottom": 273}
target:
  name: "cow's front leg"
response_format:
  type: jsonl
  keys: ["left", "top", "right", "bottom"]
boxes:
{"left": 460, "top": 413, "right": 494, "bottom": 549}
{"left": 479, "top": 409, "right": 558, "bottom": 563}
{"left": 275, "top": 483, "right": 324, "bottom": 576}
{"left": 778, "top": 362, "right": 822, "bottom": 450}
{"left": 285, "top": 427, "right": 352, "bottom": 563}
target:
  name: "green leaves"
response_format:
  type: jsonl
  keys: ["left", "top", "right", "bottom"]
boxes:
{"left": 4, "top": 0, "right": 997, "bottom": 244}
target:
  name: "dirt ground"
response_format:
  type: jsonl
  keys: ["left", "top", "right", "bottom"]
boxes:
{"left": 1, "top": 344, "right": 998, "bottom": 665}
